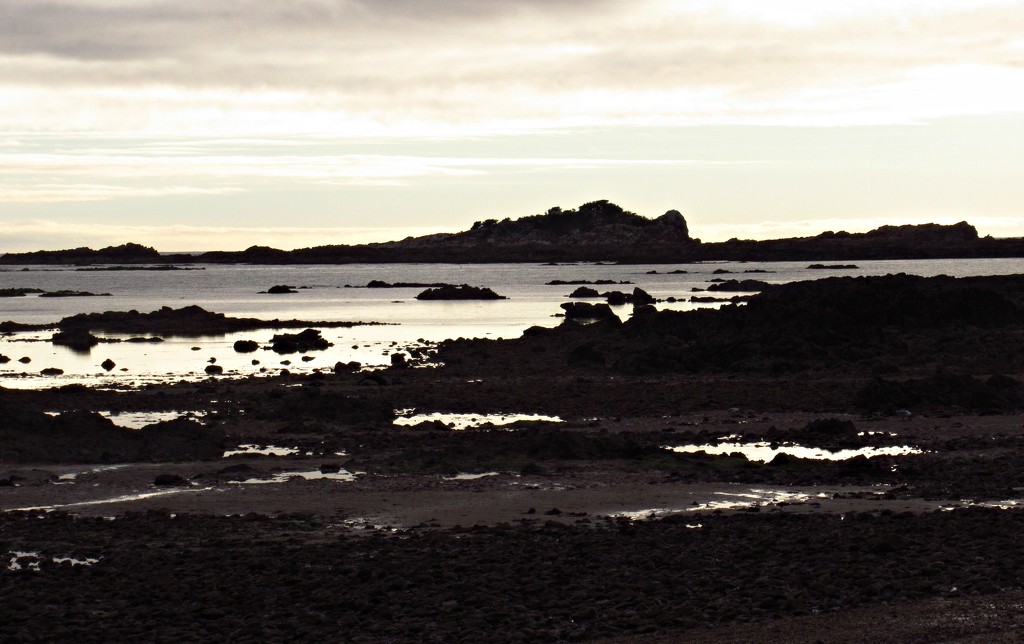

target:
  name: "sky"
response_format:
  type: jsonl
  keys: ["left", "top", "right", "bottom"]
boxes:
{"left": 2, "top": 0, "right": 1023, "bottom": 252}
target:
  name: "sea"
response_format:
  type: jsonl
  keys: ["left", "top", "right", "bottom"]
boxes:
{"left": 1, "top": 258, "right": 1021, "bottom": 390}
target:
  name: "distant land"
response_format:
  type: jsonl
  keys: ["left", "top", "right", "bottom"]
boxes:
{"left": 3, "top": 200, "right": 1023, "bottom": 264}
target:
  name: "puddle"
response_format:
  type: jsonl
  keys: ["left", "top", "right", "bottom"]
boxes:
{"left": 666, "top": 441, "right": 921, "bottom": 463}
{"left": 99, "top": 411, "right": 206, "bottom": 429}
{"left": 51, "top": 464, "right": 130, "bottom": 484}
{"left": 942, "top": 499, "right": 1024, "bottom": 511}
{"left": 226, "top": 469, "right": 358, "bottom": 484}
{"left": 394, "top": 412, "right": 563, "bottom": 430}
{"left": 688, "top": 488, "right": 815, "bottom": 511}
{"left": 442, "top": 472, "right": 500, "bottom": 481}
{"left": 7, "top": 551, "right": 101, "bottom": 572}
{"left": 6, "top": 487, "right": 213, "bottom": 512}
{"left": 222, "top": 444, "right": 300, "bottom": 457}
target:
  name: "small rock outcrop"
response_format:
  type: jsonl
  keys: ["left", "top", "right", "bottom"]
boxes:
{"left": 265, "top": 285, "right": 298, "bottom": 294}
{"left": 270, "top": 329, "right": 331, "bottom": 354}
{"left": 415, "top": 285, "right": 507, "bottom": 301}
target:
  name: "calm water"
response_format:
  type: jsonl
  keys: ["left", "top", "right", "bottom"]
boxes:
{"left": 1, "top": 258, "right": 1021, "bottom": 389}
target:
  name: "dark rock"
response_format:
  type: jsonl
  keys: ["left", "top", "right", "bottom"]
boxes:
{"left": 0, "top": 354, "right": 9, "bottom": 364}
{"left": 205, "top": 364, "right": 224, "bottom": 375}
{"left": 366, "top": 280, "right": 451, "bottom": 288}
{"left": 706, "top": 279, "right": 770, "bottom": 292}
{"left": 560, "top": 302, "right": 618, "bottom": 321}
{"left": 604, "top": 291, "right": 629, "bottom": 305}
{"left": 153, "top": 474, "right": 189, "bottom": 486}
{"left": 18, "top": 357, "right": 31, "bottom": 364}
{"left": 233, "top": 340, "right": 259, "bottom": 353}
{"left": 100, "top": 359, "right": 116, "bottom": 371}
{"left": 390, "top": 353, "right": 408, "bottom": 368}
{"left": 40, "top": 368, "right": 64, "bottom": 376}
{"left": 0, "top": 288, "right": 45, "bottom": 297}
{"left": 631, "top": 287, "right": 655, "bottom": 306}
{"left": 270, "top": 328, "right": 331, "bottom": 354}
{"left": 38, "top": 290, "right": 111, "bottom": 297}
{"left": 265, "top": 285, "right": 298, "bottom": 294}
{"left": 415, "top": 285, "right": 507, "bottom": 300}
{"left": 334, "top": 361, "right": 360, "bottom": 374}
{"left": 51, "top": 329, "right": 100, "bottom": 351}
{"left": 568, "top": 286, "right": 601, "bottom": 298}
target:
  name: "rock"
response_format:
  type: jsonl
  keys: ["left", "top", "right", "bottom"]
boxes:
{"left": 233, "top": 340, "right": 259, "bottom": 353}
{"left": 560, "top": 302, "right": 618, "bottom": 321}
{"left": 270, "top": 329, "right": 331, "bottom": 354}
{"left": 415, "top": 285, "right": 507, "bottom": 300}
{"left": 318, "top": 463, "right": 340, "bottom": 474}
{"left": 334, "top": 361, "right": 360, "bottom": 374}
{"left": 390, "top": 353, "right": 408, "bottom": 368}
{"left": 18, "top": 357, "right": 31, "bottom": 364}
{"left": 0, "top": 354, "right": 9, "bottom": 364}
{"left": 51, "top": 329, "right": 100, "bottom": 351}
{"left": 265, "top": 285, "right": 298, "bottom": 294}
{"left": 631, "top": 287, "right": 655, "bottom": 306}
{"left": 100, "top": 359, "right": 116, "bottom": 371}
{"left": 706, "top": 279, "right": 770, "bottom": 292}
{"left": 568, "top": 286, "right": 600, "bottom": 298}
{"left": 40, "top": 367, "right": 64, "bottom": 376}
{"left": 604, "top": 291, "right": 629, "bottom": 305}
{"left": 301, "top": 355, "right": 315, "bottom": 362}
{"left": 153, "top": 474, "right": 189, "bottom": 486}
{"left": 205, "top": 364, "right": 224, "bottom": 375}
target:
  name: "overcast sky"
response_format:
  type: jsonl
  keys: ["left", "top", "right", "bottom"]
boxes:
{"left": 2, "top": 0, "right": 1023, "bottom": 251}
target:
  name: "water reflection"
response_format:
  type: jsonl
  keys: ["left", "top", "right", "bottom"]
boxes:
{"left": 666, "top": 441, "right": 922, "bottom": 462}
{"left": 394, "top": 412, "right": 563, "bottom": 430}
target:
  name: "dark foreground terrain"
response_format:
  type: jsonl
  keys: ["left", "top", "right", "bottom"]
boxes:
{"left": 2, "top": 272, "right": 1024, "bottom": 642}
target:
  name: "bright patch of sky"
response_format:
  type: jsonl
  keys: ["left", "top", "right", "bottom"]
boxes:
{"left": 1, "top": 0, "right": 1022, "bottom": 251}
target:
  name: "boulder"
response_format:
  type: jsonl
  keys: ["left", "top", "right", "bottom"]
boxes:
{"left": 51, "top": 329, "right": 100, "bottom": 351}
{"left": 233, "top": 340, "right": 259, "bottom": 353}
{"left": 40, "top": 368, "right": 64, "bottom": 376}
{"left": 100, "top": 358, "right": 116, "bottom": 371}
{"left": 153, "top": 474, "right": 189, "bottom": 487}
{"left": 631, "top": 287, "right": 656, "bottom": 306}
{"left": 205, "top": 364, "right": 224, "bottom": 375}
{"left": 560, "top": 302, "right": 618, "bottom": 321}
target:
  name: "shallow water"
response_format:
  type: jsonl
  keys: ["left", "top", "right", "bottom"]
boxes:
{"left": 394, "top": 411, "right": 564, "bottom": 430}
{"left": 666, "top": 441, "right": 922, "bottom": 462}
{"left": 2, "top": 258, "right": 1020, "bottom": 389}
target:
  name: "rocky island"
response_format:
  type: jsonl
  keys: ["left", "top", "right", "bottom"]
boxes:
{"left": 6, "top": 200, "right": 1020, "bottom": 265}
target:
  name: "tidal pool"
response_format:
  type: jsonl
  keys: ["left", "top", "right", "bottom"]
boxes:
{"left": 394, "top": 412, "right": 563, "bottom": 430}
{"left": 666, "top": 441, "right": 922, "bottom": 462}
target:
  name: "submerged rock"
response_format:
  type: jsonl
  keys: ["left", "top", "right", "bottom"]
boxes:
{"left": 101, "top": 359, "right": 116, "bottom": 371}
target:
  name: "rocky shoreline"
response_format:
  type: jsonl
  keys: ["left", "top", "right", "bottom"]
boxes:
{"left": 2, "top": 272, "right": 1024, "bottom": 641}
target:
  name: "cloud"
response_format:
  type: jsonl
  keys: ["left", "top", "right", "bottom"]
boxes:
{"left": 0, "top": 140, "right": 732, "bottom": 202}
{"left": 1, "top": 0, "right": 1023, "bottom": 132}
